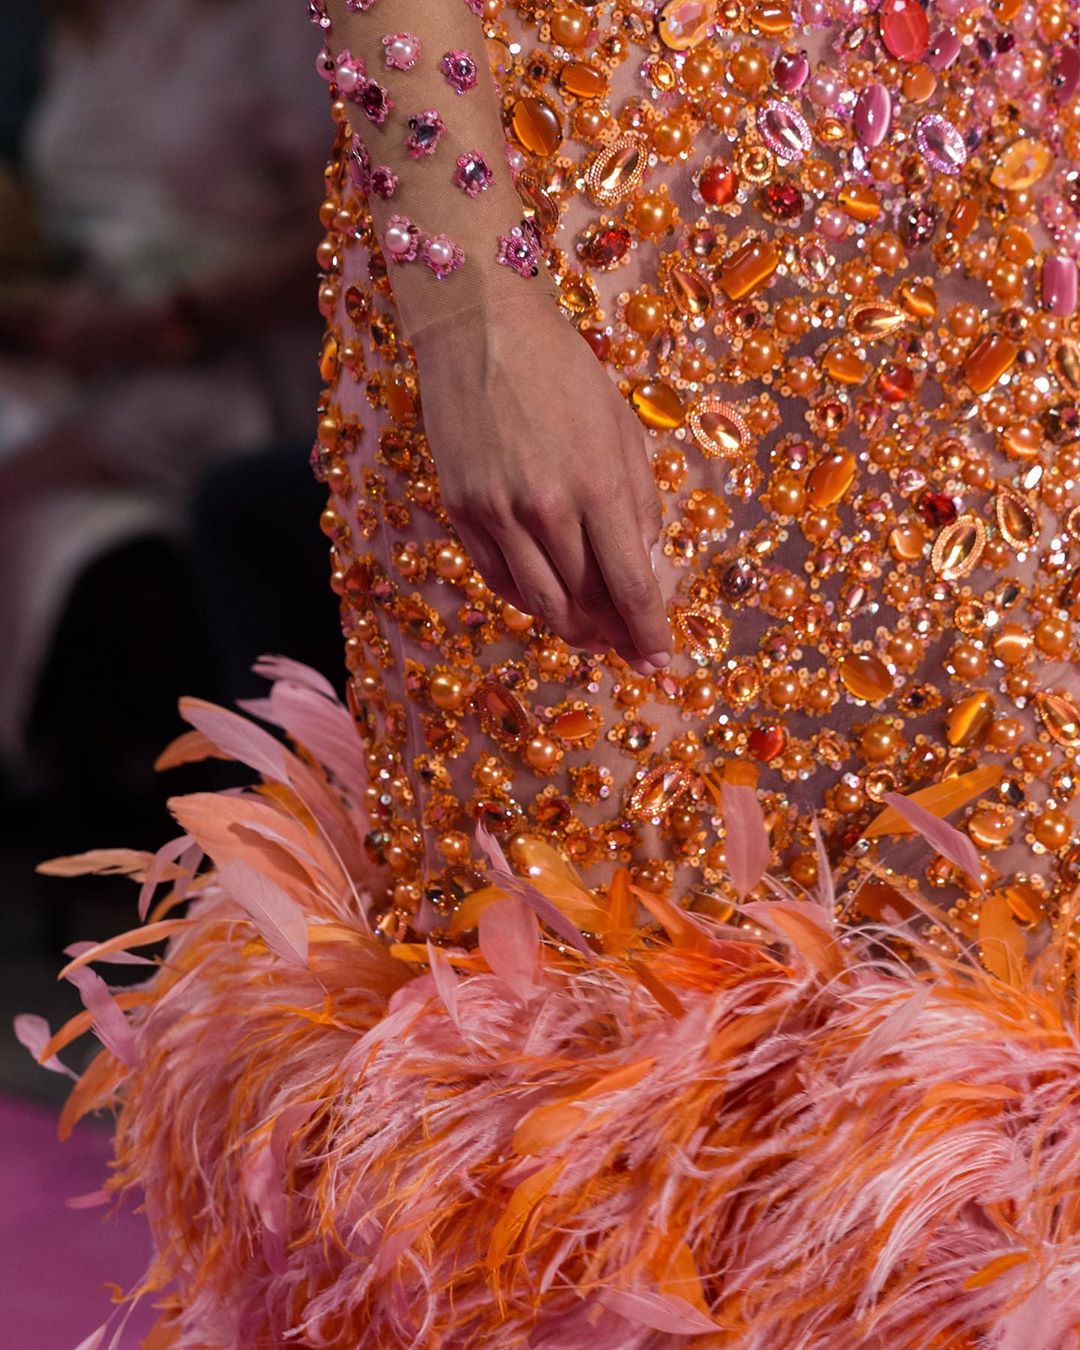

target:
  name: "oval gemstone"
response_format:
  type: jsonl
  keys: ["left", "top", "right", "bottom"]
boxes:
{"left": 807, "top": 450, "right": 856, "bottom": 506}
{"left": 823, "top": 345, "right": 869, "bottom": 385}
{"left": 879, "top": 0, "right": 930, "bottom": 61}
{"left": 699, "top": 160, "right": 737, "bottom": 206}
{"left": 838, "top": 182, "right": 881, "bottom": 223}
{"left": 931, "top": 515, "right": 985, "bottom": 580}
{"left": 854, "top": 83, "right": 891, "bottom": 147}
{"left": 587, "top": 136, "right": 645, "bottom": 203}
{"left": 990, "top": 138, "right": 1052, "bottom": 191}
{"left": 898, "top": 280, "right": 937, "bottom": 318}
{"left": 550, "top": 706, "right": 602, "bottom": 741}
{"left": 510, "top": 97, "right": 563, "bottom": 156}
{"left": 689, "top": 401, "right": 748, "bottom": 459}
{"left": 839, "top": 652, "right": 893, "bottom": 702}
{"left": 630, "top": 378, "right": 685, "bottom": 429}
{"left": 748, "top": 724, "right": 786, "bottom": 762}
{"left": 1035, "top": 692, "right": 1080, "bottom": 748}
{"left": 757, "top": 99, "right": 812, "bottom": 161}
{"left": 946, "top": 691, "right": 995, "bottom": 748}
{"left": 915, "top": 115, "right": 965, "bottom": 174}
{"left": 558, "top": 61, "right": 607, "bottom": 99}
{"left": 658, "top": 0, "right": 715, "bottom": 49}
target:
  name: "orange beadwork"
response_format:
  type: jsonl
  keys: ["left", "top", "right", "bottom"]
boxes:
{"left": 308, "top": 0, "right": 1080, "bottom": 947}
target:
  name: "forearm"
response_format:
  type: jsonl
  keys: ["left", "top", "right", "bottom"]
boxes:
{"left": 321, "top": 0, "right": 557, "bottom": 343}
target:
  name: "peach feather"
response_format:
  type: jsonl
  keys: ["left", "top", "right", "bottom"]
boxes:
{"left": 17, "top": 659, "right": 1080, "bottom": 1348}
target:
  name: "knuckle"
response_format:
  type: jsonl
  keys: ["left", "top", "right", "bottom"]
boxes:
{"left": 518, "top": 489, "right": 566, "bottom": 531}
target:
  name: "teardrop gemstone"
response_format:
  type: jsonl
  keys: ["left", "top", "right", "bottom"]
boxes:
{"left": 476, "top": 680, "right": 532, "bottom": 746}
{"left": 848, "top": 300, "right": 907, "bottom": 340}
{"left": 1035, "top": 691, "right": 1080, "bottom": 748}
{"left": 673, "top": 604, "right": 731, "bottom": 660}
{"left": 666, "top": 266, "right": 713, "bottom": 316}
{"left": 995, "top": 487, "right": 1039, "bottom": 551}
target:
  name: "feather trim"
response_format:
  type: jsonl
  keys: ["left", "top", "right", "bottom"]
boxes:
{"left": 19, "top": 656, "right": 1080, "bottom": 1348}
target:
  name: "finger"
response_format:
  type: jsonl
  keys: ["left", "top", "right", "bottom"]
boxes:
{"left": 585, "top": 507, "right": 673, "bottom": 665}
{"left": 541, "top": 521, "right": 663, "bottom": 674}
{"left": 531, "top": 514, "right": 634, "bottom": 653}
{"left": 455, "top": 522, "right": 527, "bottom": 612}
{"left": 621, "top": 428, "right": 664, "bottom": 552}
{"left": 489, "top": 520, "right": 604, "bottom": 651}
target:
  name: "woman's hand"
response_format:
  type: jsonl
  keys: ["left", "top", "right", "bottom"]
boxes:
{"left": 412, "top": 300, "right": 673, "bottom": 676}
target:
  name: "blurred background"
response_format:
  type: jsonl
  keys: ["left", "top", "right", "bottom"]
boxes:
{"left": 0, "top": 1, "right": 339, "bottom": 1342}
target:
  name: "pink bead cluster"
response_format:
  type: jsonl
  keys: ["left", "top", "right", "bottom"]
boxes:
{"left": 312, "top": 6, "right": 544, "bottom": 289}
{"left": 384, "top": 214, "right": 465, "bottom": 280}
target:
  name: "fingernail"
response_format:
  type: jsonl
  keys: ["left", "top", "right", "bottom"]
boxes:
{"left": 628, "top": 657, "right": 654, "bottom": 677}
{"left": 645, "top": 650, "right": 671, "bottom": 667}
{"left": 642, "top": 531, "right": 659, "bottom": 577}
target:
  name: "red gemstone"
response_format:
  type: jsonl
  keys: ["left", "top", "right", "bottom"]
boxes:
{"left": 879, "top": 363, "right": 915, "bottom": 402}
{"left": 748, "top": 724, "right": 787, "bottom": 762}
{"left": 917, "top": 490, "right": 957, "bottom": 528}
{"left": 581, "top": 327, "right": 612, "bottom": 361}
{"left": 583, "top": 225, "right": 631, "bottom": 267}
{"left": 762, "top": 181, "right": 805, "bottom": 221}
{"left": 879, "top": 0, "right": 929, "bottom": 62}
{"left": 700, "top": 160, "right": 737, "bottom": 207}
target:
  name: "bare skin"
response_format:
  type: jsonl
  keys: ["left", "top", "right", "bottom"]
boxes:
{"left": 324, "top": 0, "right": 674, "bottom": 676}
{"left": 411, "top": 301, "right": 672, "bottom": 676}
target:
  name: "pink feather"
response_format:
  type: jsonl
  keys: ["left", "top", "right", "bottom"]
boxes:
{"left": 217, "top": 861, "right": 309, "bottom": 967}
{"left": 597, "top": 1287, "right": 719, "bottom": 1334}
{"left": 474, "top": 819, "right": 593, "bottom": 960}
{"left": 180, "top": 698, "right": 289, "bottom": 782}
{"left": 138, "top": 832, "right": 196, "bottom": 921}
{"left": 12, "top": 1012, "right": 76, "bottom": 1077}
{"left": 426, "top": 941, "right": 463, "bottom": 1032}
{"left": 478, "top": 896, "right": 540, "bottom": 1000}
{"left": 881, "top": 790, "right": 984, "bottom": 886}
{"left": 251, "top": 654, "right": 339, "bottom": 701}
{"left": 65, "top": 967, "right": 136, "bottom": 1067}
{"left": 721, "top": 782, "right": 771, "bottom": 899}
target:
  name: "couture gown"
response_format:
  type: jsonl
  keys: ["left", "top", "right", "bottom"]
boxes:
{"left": 26, "top": 0, "right": 1080, "bottom": 1346}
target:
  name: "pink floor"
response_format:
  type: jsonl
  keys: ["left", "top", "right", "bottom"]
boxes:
{"left": 0, "top": 1096, "right": 156, "bottom": 1349}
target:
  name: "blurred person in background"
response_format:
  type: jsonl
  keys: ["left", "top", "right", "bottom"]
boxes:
{"left": 0, "top": 0, "right": 332, "bottom": 816}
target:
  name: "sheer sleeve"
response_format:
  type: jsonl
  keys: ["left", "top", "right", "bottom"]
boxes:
{"left": 319, "top": 0, "right": 559, "bottom": 344}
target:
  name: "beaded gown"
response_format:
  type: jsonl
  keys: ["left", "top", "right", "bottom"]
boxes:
{"left": 29, "top": 0, "right": 1080, "bottom": 1346}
